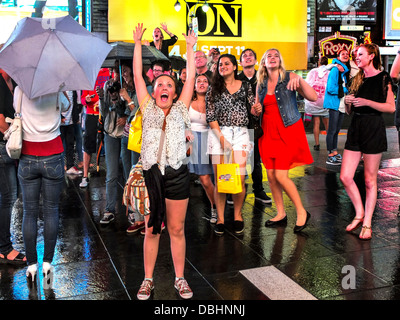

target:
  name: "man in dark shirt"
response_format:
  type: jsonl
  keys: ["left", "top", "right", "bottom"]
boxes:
{"left": 195, "top": 50, "right": 213, "bottom": 78}
{"left": 238, "top": 49, "right": 271, "bottom": 204}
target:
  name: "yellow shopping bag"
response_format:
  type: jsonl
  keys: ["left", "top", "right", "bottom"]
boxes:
{"left": 127, "top": 108, "right": 142, "bottom": 153}
{"left": 216, "top": 153, "right": 242, "bottom": 194}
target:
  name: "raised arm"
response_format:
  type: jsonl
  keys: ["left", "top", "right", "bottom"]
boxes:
{"left": 178, "top": 30, "right": 197, "bottom": 108}
{"left": 133, "top": 23, "right": 149, "bottom": 110}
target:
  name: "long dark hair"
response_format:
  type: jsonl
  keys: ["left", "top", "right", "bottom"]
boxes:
{"left": 209, "top": 54, "right": 238, "bottom": 102}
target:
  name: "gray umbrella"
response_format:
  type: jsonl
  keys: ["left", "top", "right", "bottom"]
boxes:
{"left": 0, "top": 15, "right": 112, "bottom": 99}
{"left": 105, "top": 41, "right": 170, "bottom": 84}
{"left": 106, "top": 41, "right": 170, "bottom": 64}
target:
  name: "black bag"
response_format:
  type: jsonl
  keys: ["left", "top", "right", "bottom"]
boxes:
{"left": 243, "top": 82, "right": 263, "bottom": 140}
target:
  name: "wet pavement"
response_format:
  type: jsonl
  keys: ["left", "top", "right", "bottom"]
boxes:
{"left": 1, "top": 126, "right": 400, "bottom": 302}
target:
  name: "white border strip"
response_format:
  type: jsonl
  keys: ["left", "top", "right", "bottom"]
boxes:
{"left": 240, "top": 266, "right": 317, "bottom": 300}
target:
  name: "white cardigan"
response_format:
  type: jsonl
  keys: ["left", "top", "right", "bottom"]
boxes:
{"left": 14, "top": 86, "right": 70, "bottom": 142}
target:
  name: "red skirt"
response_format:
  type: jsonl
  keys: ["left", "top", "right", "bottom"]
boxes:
{"left": 259, "top": 94, "right": 313, "bottom": 170}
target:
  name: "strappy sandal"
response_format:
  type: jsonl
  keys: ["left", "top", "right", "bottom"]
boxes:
{"left": 346, "top": 217, "right": 364, "bottom": 232}
{"left": 0, "top": 249, "right": 27, "bottom": 265}
{"left": 359, "top": 225, "right": 372, "bottom": 241}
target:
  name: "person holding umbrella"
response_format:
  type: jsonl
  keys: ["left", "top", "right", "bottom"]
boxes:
{"left": 0, "top": 15, "right": 112, "bottom": 277}
{"left": 15, "top": 87, "right": 70, "bottom": 282}
{"left": 133, "top": 23, "right": 197, "bottom": 300}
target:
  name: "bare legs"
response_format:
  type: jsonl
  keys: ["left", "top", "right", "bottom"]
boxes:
{"left": 312, "top": 116, "right": 329, "bottom": 147}
{"left": 142, "top": 198, "right": 188, "bottom": 279}
{"left": 267, "top": 168, "right": 308, "bottom": 226}
{"left": 340, "top": 149, "right": 381, "bottom": 239}
{"left": 198, "top": 174, "right": 215, "bottom": 208}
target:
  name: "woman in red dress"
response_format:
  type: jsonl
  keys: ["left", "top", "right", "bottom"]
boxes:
{"left": 255, "top": 48, "right": 317, "bottom": 232}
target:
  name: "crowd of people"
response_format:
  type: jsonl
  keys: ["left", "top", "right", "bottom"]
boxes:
{"left": 0, "top": 23, "right": 398, "bottom": 300}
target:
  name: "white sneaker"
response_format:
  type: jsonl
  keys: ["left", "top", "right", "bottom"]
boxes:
{"left": 137, "top": 279, "right": 154, "bottom": 300}
{"left": 174, "top": 278, "right": 193, "bottom": 299}
{"left": 79, "top": 177, "right": 89, "bottom": 188}
{"left": 66, "top": 166, "right": 82, "bottom": 175}
{"left": 210, "top": 208, "right": 217, "bottom": 224}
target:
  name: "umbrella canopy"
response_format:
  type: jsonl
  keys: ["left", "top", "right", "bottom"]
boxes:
{"left": 0, "top": 15, "right": 112, "bottom": 99}
{"left": 106, "top": 41, "right": 169, "bottom": 66}
{"left": 169, "top": 55, "right": 186, "bottom": 72}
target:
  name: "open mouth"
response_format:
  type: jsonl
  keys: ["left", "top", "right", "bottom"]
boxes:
{"left": 161, "top": 93, "right": 169, "bottom": 102}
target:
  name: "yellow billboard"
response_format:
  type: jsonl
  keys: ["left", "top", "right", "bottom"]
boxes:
{"left": 108, "top": 0, "right": 308, "bottom": 70}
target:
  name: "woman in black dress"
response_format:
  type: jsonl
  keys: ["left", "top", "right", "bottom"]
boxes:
{"left": 340, "top": 44, "right": 395, "bottom": 240}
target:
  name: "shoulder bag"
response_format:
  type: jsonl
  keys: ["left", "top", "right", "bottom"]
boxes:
{"left": 3, "top": 89, "right": 23, "bottom": 159}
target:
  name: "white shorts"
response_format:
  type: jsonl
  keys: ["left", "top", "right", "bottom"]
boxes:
{"left": 207, "top": 126, "right": 252, "bottom": 155}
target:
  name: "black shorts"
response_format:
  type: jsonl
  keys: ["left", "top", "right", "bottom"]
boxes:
{"left": 83, "top": 114, "right": 99, "bottom": 154}
{"left": 163, "top": 164, "right": 190, "bottom": 200}
{"left": 344, "top": 114, "right": 387, "bottom": 154}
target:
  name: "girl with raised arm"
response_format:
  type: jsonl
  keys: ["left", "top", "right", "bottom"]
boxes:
{"left": 133, "top": 23, "right": 197, "bottom": 300}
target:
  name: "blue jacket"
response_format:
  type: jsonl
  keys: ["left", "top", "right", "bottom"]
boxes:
{"left": 323, "top": 59, "right": 349, "bottom": 111}
{"left": 258, "top": 72, "right": 301, "bottom": 127}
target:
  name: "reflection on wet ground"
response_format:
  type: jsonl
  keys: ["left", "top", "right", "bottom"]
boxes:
{"left": 2, "top": 127, "right": 400, "bottom": 300}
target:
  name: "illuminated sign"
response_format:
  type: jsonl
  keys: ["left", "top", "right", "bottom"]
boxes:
{"left": 319, "top": 32, "right": 357, "bottom": 59}
{"left": 384, "top": 0, "right": 400, "bottom": 39}
{"left": 85, "top": 0, "right": 91, "bottom": 31}
{"left": 108, "top": 0, "right": 308, "bottom": 70}
{"left": 188, "top": 1, "right": 242, "bottom": 37}
{"left": 0, "top": 1, "right": 83, "bottom": 43}
{"left": 317, "top": 0, "right": 377, "bottom": 25}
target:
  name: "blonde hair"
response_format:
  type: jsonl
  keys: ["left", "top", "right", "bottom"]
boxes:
{"left": 349, "top": 43, "right": 382, "bottom": 94}
{"left": 256, "top": 48, "right": 286, "bottom": 87}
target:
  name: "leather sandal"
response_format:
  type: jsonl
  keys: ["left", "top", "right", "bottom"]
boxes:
{"left": 359, "top": 225, "right": 372, "bottom": 241}
{"left": 0, "top": 249, "right": 27, "bottom": 265}
{"left": 346, "top": 217, "right": 364, "bottom": 232}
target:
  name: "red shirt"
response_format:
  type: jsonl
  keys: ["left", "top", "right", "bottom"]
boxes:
{"left": 81, "top": 68, "right": 110, "bottom": 115}
{"left": 22, "top": 136, "right": 63, "bottom": 156}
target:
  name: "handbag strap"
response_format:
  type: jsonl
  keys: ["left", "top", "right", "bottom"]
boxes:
{"left": 156, "top": 107, "right": 171, "bottom": 164}
{"left": 15, "top": 88, "right": 23, "bottom": 116}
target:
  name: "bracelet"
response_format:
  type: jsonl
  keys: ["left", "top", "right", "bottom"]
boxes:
{"left": 127, "top": 101, "right": 134, "bottom": 106}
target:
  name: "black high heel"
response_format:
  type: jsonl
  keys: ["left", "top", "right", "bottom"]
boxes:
{"left": 293, "top": 211, "right": 311, "bottom": 233}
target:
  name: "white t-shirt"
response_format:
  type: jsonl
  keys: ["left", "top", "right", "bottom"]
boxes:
{"left": 14, "top": 86, "right": 70, "bottom": 142}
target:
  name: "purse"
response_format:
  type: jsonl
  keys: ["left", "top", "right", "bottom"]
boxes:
{"left": 127, "top": 108, "right": 143, "bottom": 153}
{"left": 123, "top": 159, "right": 150, "bottom": 216}
{"left": 216, "top": 152, "right": 242, "bottom": 194}
{"left": 244, "top": 82, "right": 263, "bottom": 140}
{"left": 3, "top": 89, "right": 23, "bottom": 159}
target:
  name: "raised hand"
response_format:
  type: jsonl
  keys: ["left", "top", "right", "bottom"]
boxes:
{"left": 182, "top": 29, "right": 197, "bottom": 48}
{"left": 133, "top": 23, "right": 146, "bottom": 43}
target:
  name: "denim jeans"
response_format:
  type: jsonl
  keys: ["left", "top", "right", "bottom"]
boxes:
{"left": 326, "top": 109, "right": 344, "bottom": 153}
{"left": 120, "top": 135, "right": 141, "bottom": 222}
{"left": 18, "top": 153, "right": 65, "bottom": 265}
{"left": 0, "top": 143, "right": 18, "bottom": 255}
{"left": 74, "top": 123, "right": 83, "bottom": 163}
{"left": 120, "top": 135, "right": 140, "bottom": 181}
{"left": 104, "top": 134, "right": 122, "bottom": 213}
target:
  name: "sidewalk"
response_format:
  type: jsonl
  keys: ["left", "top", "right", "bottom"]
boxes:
{"left": 1, "top": 127, "right": 400, "bottom": 301}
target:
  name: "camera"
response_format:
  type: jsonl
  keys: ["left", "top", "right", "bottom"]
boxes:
{"left": 108, "top": 81, "right": 121, "bottom": 95}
